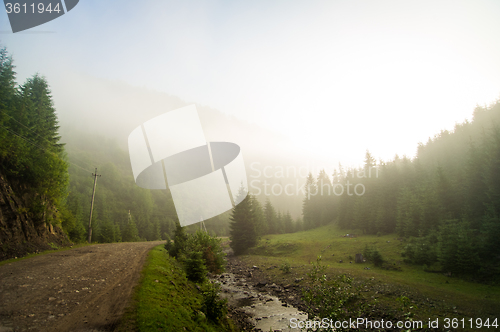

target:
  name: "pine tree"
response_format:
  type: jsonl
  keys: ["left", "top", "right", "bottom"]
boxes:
{"left": 99, "top": 219, "right": 116, "bottom": 243}
{"left": 264, "top": 198, "right": 278, "bottom": 234}
{"left": 302, "top": 172, "right": 318, "bottom": 230}
{"left": 250, "top": 195, "right": 266, "bottom": 236}
{"left": 316, "top": 169, "right": 332, "bottom": 226}
{"left": 20, "top": 75, "right": 68, "bottom": 214}
{"left": 364, "top": 150, "right": 376, "bottom": 174}
{"left": 167, "top": 222, "right": 188, "bottom": 258}
{"left": 338, "top": 169, "right": 356, "bottom": 229}
{"left": 122, "top": 213, "right": 140, "bottom": 242}
{"left": 20, "top": 75, "right": 63, "bottom": 151}
{"left": 283, "top": 211, "right": 293, "bottom": 233}
{"left": 485, "top": 126, "right": 500, "bottom": 218}
{"left": 0, "top": 49, "right": 68, "bottom": 221}
{"left": 229, "top": 189, "right": 257, "bottom": 255}
{"left": 464, "top": 138, "right": 488, "bottom": 227}
{"left": 0, "top": 47, "right": 16, "bottom": 147}
{"left": 276, "top": 211, "right": 284, "bottom": 233}
{"left": 294, "top": 217, "right": 303, "bottom": 232}
{"left": 436, "top": 166, "right": 457, "bottom": 219}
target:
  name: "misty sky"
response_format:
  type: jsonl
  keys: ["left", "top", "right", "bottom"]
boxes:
{"left": 2, "top": 0, "right": 500, "bottom": 167}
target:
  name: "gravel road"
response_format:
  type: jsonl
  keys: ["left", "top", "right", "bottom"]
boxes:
{"left": 0, "top": 241, "right": 164, "bottom": 332}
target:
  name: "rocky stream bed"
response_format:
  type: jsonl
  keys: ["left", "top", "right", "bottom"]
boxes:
{"left": 217, "top": 252, "right": 310, "bottom": 332}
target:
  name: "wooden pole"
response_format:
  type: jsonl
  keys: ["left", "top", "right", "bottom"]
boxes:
{"left": 87, "top": 168, "right": 101, "bottom": 243}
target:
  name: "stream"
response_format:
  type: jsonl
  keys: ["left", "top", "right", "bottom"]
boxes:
{"left": 214, "top": 252, "right": 309, "bottom": 331}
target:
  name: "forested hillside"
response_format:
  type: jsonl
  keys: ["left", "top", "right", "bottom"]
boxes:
{"left": 0, "top": 46, "right": 236, "bottom": 248}
{"left": 0, "top": 47, "right": 71, "bottom": 258}
{"left": 61, "top": 126, "right": 302, "bottom": 242}
{"left": 52, "top": 72, "right": 310, "bottom": 218}
{"left": 61, "top": 128, "right": 235, "bottom": 242}
{"left": 302, "top": 100, "right": 500, "bottom": 280}
{"left": 0, "top": 45, "right": 299, "bottom": 248}
{"left": 3, "top": 39, "right": 499, "bottom": 281}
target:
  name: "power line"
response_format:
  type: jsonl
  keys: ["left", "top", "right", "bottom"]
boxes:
{"left": 0, "top": 123, "right": 94, "bottom": 173}
{"left": 0, "top": 110, "right": 95, "bottom": 170}
{"left": 0, "top": 109, "right": 54, "bottom": 147}
{"left": 1, "top": 114, "right": 105, "bottom": 245}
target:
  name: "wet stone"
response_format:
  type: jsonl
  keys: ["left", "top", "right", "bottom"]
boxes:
{"left": 215, "top": 271, "right": 307, "bottom": 332}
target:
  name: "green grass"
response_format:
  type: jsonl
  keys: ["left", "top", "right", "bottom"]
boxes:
{"left": 117, "top": 245, "right": 237, "bottom": 332}
{"left": 243, "top": 224, "right": 500, "bottom": 330}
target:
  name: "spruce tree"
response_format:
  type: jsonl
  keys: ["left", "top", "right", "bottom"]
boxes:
{"left": 122, "top": 214, "right": 140, "bottom": 242}
{"left": 275, "top": 211, "right": 283, "bottom": 233}
{"left": 283, "top": 211, "right": 293, "bottom": 233}
{"left": 316, "top": 169, "right": 332, "bottom": 226}
{"left": 229, "top": 189, "right": 257, "bottom": 255}
{"left": 264, "top": 198, "right": 277, "bottom": 234}
{"left": 302, "top": 172, "right": 318, "bottom": 230}
{"left": 250, "top": 195, "right": 266, "bottom": 236}
{"left": 0, "top": 47, "right": 16, "bottom": 147}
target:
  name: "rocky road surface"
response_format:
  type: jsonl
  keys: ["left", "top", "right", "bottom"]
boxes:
{"left": 0, "top": 241, "right": 163, "bottom": 332}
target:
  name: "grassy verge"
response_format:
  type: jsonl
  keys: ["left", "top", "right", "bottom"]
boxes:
{"left": 242, "top": 224, "right": 500, "bottom": 331}
{"left": 116, "top": 245, "right": 237, "bottom": 332}
{"left": 0, "top": 242, "right": 92, "bottom": 267}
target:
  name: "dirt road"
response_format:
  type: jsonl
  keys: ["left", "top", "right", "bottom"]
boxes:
{"left": 0, "top": 241, "right": 164, "bottom": 332}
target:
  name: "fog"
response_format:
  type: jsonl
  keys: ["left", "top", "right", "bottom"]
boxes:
{"left": 52, "top": 72, "right": 326, "bottom": 216}
{"left": 3, "top": 3, "right": 500, "bottom": 323}
{"left": 2, "top": 0, "right": 500, "bottom": 169}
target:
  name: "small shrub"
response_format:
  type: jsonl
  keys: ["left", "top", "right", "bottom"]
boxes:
{"left": 364, "top": 245, "right": 384, "bottom": 267}
{"left": 168, "top": 223, "right": 188, "bottom": 258}
{"left": 183, "top": 251, "right": 207, "bottom": 283}
{"left": 280, "top": 261, "right": 291, "bottom": 274}
{"left": 163, "top": 233, "right": 172, "bottom": 252}
{"left": 397, "top": 295, "right": 417, "bottom": 322}
{"left": 302, "top": 256, "right": 362, "bottom": 326}
{"left": 201, "top": 281, "right": 228, "bottom": 322}
{"left": 401, "top": 234, "right": 438, "bottom": 266}
{"left": 168, "top": 227, "right": 225, "bottom": 282}
{"left": 184, "top": 231, "right": 225, "bottom": 274}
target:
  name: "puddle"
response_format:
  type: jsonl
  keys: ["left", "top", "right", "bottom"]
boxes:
{"left": 215, "top": 272, "right": 309, "bottom": 331}
{"left": 236, "top": 297, "right": 257, "bottom": 307}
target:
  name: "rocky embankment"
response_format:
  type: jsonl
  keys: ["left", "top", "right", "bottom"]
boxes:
{"left": 0, "top": 174, "right": 71, "bottom": 261}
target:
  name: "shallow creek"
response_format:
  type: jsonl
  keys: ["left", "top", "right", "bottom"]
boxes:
{"left": 214, "top": 271, "right": 309, "bottom": 331}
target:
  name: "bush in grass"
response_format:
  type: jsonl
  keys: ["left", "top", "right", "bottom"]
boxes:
{"left": 184, "top": 231, "right": 225, "bottom": 274}
{"left": 163, "top": 233, "right": 172, "bottom": 251}
{"left": 280, "top": 261, "right": 291, "bottom": 274}
{"left": 202, "top": 281, "right": 228, "bottom": 323}
{"left": 401, "top": 234, "right": 438, "bottom": 266}
{"left": 363, "top": 245, "right": 384, "bottom": 267}
{"left": 167, "top": 227, "right": 225, "bottom": 282}
{"left": 302, "top": 256, "right": 362, "bottom": 327}
{"left": 184, "top": 250, "right": 207, "bottom": 283}
{"left": 167, "top": 223, "right": 188, "bottom": 258}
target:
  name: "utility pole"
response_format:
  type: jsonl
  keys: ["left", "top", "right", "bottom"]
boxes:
{"left": 199, "top": 216, "right": 207, "bottom": 233}
{"left": 88, "top": 168, "right": 101, "bottom": 243}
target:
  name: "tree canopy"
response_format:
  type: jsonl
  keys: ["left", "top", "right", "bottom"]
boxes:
{"left": 300, "top": 100, "right": 500, "bottom": 279}
{"left": 0, "top": 47, "right": 68, "bottom": 224}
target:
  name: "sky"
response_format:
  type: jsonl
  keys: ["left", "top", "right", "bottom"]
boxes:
{"left": 2, "top": 0, "right": 500, "bottom": 167}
